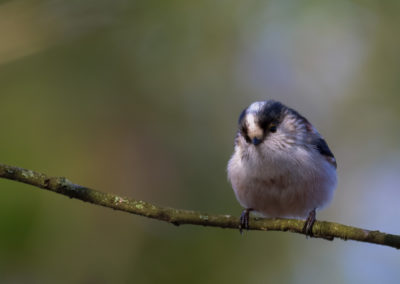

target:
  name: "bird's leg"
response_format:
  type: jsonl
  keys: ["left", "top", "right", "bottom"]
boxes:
{"left": 239, "top": 208, "right": 253, "bottom": 234}
{"left": 303, "top": 208, "right": 316, "bottom": 237}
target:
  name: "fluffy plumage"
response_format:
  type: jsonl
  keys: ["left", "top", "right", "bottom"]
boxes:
{"left": 227, "top": 100, "right": 337, "bottom": 220}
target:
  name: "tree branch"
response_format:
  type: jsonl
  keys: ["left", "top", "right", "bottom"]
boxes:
{"left": 0, "top": 163, "right": 398, "bottom": 249}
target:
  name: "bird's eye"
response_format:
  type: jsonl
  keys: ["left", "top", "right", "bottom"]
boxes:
{"left": 269, "top": 125, "right": 277, "bottom": 133}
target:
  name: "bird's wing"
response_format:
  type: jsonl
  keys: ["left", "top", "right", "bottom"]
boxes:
{"left": 312, "top": 137, "right": 337, "bottom": 169}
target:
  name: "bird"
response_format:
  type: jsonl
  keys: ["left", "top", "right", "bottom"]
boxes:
{"left": 227, "top": 100, "right": 337, "bottom": 235}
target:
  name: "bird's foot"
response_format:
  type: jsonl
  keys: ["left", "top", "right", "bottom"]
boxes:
{"left": 239, "top": 208, "right": 253, "bottom": 234}
{"left": 302, "top": 208, "right": 316, "bottom": 237}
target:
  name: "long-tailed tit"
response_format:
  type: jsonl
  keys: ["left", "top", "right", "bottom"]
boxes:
{"left": 227, "top": 100, "right": 337, "bottom": 235}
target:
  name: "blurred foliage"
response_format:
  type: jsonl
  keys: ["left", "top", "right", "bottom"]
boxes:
{"left": 0, "top": 0, "right": 400, "bottom": 283}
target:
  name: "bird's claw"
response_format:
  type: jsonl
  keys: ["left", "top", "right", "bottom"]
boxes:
{"left": 303, "top": 208, "right": 316, "bottom": 237}
{"left": 239, "top": 208, "right": 253, "bottom": 234}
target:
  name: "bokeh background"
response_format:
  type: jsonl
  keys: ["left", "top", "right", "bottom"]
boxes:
{"left": 0, "top": 0, "right": 400, "bottom": 283}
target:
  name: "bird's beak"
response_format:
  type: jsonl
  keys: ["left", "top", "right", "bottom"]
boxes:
{"left": 252, "top": 137, "right": 262, "bottom": 146}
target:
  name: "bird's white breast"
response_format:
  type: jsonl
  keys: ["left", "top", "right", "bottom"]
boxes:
{"left": 227, "top": 142, "right": 337, "bottom": 218}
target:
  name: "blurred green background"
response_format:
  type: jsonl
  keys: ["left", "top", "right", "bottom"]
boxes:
{"left": 1, "top": 0, "right": 400, "bottom": 283}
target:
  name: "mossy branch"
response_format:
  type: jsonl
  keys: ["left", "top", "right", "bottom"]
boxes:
{"left": 0, "top": 163, "right": 399, "bottom": 249}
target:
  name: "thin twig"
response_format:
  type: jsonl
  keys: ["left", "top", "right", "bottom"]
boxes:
{"left": 0, "top": 163, "right": 399, "bottom": 249}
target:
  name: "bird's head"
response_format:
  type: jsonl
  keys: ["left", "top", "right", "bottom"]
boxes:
{"left": 237, "top": 100, "right": 310, "bottom": 155}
